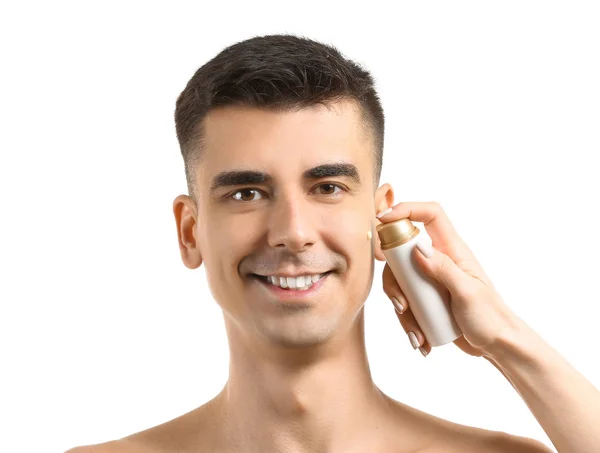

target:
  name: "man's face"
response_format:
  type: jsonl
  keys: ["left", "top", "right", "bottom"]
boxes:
{"left": 181, "top": 100, "right": 391, "bottom": 347}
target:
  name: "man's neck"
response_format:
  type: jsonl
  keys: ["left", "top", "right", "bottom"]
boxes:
{"left": 210, "top": 309, "right": 402, "bottom": 453}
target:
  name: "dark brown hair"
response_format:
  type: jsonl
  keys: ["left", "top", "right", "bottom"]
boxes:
{"left": 174, "top": 34, "right": 385, "bottom": 202}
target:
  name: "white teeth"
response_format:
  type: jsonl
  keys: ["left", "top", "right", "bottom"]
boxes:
{"left": 263, "top": 273, "right": 325, "bottom": 290}
{"left": 296, "top": 282, "right": 312, "bottom": 291}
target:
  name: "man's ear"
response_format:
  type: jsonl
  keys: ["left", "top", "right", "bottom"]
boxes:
{"left": 173, "top": 195, "right": 203, "bottom": 269}
{"left": 373, "top": 183, "right": 394, "bottom": 262}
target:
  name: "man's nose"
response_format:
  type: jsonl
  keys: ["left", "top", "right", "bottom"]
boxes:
{"left": 267, "top": 193, "right": 317, "bottom": 252}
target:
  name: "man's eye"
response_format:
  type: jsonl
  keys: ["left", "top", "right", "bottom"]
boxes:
{"left": 229, "top": 184, "right": 344, "bottom": 202}
{"left": 231, "top": 189, "right": 263, "bottom": 202}
{"left": 316, "top": 183, "right": 344, "bottom": 195}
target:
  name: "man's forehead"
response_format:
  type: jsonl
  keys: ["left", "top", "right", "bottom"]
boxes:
{"left": 195, "top": 100, "right": 375, "bottom": 190}
{"left": 202, "top": 100, "right": 369, "bottom": 150}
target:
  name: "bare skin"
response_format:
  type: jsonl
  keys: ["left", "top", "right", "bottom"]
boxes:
{"left": 66, "top": 389, "right": 547, "bottom": 453}
{"left": 66, "top": 396, "right": 547, "bottom": 453}
{"left": 67, "top": 100, "right": 555, "bottom": 453}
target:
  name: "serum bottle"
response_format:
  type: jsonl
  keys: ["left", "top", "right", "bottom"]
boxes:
{"left": 376, "top": 218, "right": 463, "bottom": 347}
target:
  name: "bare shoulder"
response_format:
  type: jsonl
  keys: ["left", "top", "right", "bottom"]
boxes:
{"left": 65, "top": 400, "right": 219, "bottom": 453}
{"left": 63, "top": 422, "right": 198, "bottom": 453}
{"left": 385, "top": 397, "right": 553, "bottom": 453}
{"left": 477, "top": 430, "right": 554, "bottom": 453}
{"left": 63, "top": 439, "right": 142, "bottom": 453}
{"left": 425, "top": 422, "right": 554, "bottom": 453}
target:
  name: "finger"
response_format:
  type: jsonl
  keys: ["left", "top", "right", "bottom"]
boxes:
{"left": 382, "top": 264, "right": 432, "bottom": 356}
{"left": 413, "top": 240, "right": 472, "bottom": 297}
{"left": 377, "top": 201, "right": 472, "bottom": 258}
{"left": 382, "top": 263, "right": 408, "bottom": 314}
{"left": 418, "top": 340, "right": 431, "bottom": 357}
{"left": 394, "top": 305, "right": 430, "bottom": 357}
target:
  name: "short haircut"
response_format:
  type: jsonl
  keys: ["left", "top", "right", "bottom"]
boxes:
{"left": 174, "top": 34, "right": 385, "bottom": 202}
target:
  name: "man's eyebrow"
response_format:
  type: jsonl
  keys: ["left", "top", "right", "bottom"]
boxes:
{"left": 303, "top": 163, "right": 361, "bottom": 184}
{"left": 209, "top": 162, "right": 361, "bottom": 194}
{"left": 209, "top": 170, "right": 272, "bottom": 194}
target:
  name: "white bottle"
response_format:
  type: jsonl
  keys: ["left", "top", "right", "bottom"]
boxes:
{"left": 376, "top": 218, "right": 462, "bottom": 347}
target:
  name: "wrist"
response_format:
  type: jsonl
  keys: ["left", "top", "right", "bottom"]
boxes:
{"left": 482, "top": 318, "right": 548, "bottom": 370}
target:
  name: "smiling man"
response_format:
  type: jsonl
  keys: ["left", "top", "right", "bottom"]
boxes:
{"left": 67, "top": 34, "right": 600, "bottom": 453}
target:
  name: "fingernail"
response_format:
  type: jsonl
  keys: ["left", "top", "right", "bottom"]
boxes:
{"left": 407, "top": 331, "right": 420, "bottom": 350}
{"left": 391, "top": 297, "right": 405, "bottom": 314}
{"left": 376, "top": 207, "right": 392, "bottom": 219}
{"left": 416, "top": 239, "right": 434, "bottom": 258}
{"left": 419, "top": 346, "right": 429, "bottom": 357}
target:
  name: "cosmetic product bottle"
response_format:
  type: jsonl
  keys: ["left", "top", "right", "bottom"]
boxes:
{"left": 376, "top": 218, "right": 463, "bottom": 347}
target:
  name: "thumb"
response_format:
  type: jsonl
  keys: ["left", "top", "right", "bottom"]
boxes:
{"left": 415, "top": 238, "right": 469, "bottom": 296}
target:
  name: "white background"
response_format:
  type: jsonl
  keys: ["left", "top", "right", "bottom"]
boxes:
{"left": 1, "top": 1, "right": 599, "bottom": 452}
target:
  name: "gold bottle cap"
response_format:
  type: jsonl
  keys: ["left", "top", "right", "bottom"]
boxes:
{"left": 376, "top": 218, "right": 420, "bottom": 250}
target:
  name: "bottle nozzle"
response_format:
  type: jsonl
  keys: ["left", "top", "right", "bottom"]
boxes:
{"left": 376, "top": 218, "right": 420, "bottom": 250}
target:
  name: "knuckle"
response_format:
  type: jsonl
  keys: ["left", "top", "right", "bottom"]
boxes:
{"left": 462, "top": 284, "right": 483, "bottom": 301}
{"left": 438, "top": 254, "right": 454, "bottom": 278}
{"left": 383, "top": 287, "right": 394, "bottom": 299}
{"left": 429, "top": 201, "right": 443, "bottom": 213}
{"left": 439, "top": 254, "right": 451, "bottom": 271}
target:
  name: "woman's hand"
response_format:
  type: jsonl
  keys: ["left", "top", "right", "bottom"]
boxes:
{"left": 376, "top": 201, "right": 525, "bottom": 357}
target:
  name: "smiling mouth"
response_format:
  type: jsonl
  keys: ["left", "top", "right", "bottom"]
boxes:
{"left": 251, "top": 271, "right": 333, "bottom": 291}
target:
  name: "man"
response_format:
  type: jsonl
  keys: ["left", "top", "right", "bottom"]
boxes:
{"left": 68, "top": 34, "right": 599, "bottom": 453}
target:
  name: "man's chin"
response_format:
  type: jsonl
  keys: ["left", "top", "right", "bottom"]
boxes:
{"left": 253, "top": 325, "right": 337, "bottom": 349}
